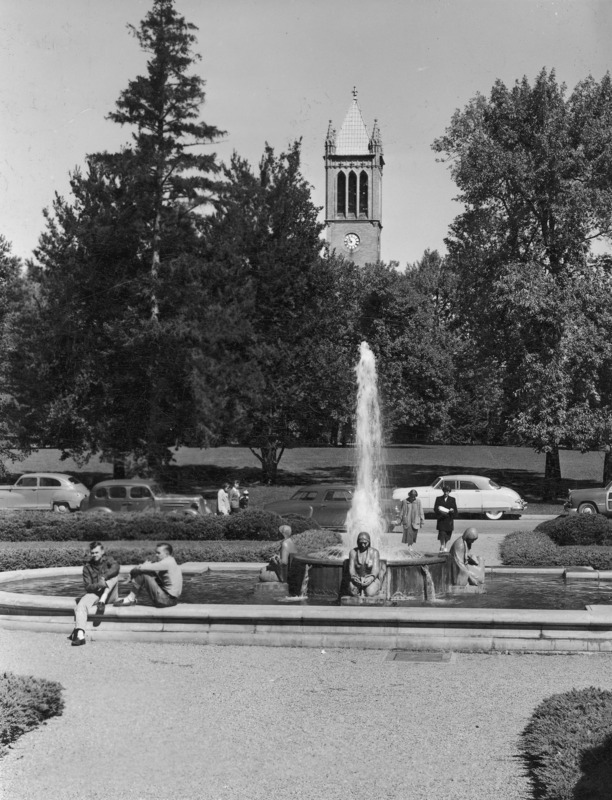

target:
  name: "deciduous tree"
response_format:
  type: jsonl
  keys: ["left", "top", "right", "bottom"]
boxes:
{"left": 433, "top": 69, "right": 612, "bottom": 497}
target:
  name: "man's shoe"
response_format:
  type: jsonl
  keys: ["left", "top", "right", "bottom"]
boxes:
{"left": 67, "top": 629, "right": 76, "bottom": 641}
{"left": 113, "top": 597, "right": 136, "bottom": 607}
{"left": 71, "top": 637, "right": 86, "bottom": 646}
{"left": 94, "top": 600, "right": 106, "bottom": 615}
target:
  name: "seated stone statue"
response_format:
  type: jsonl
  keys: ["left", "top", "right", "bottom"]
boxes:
{"left": 348, "top": 531, "right": 383, "bottom": 597}
{"left": 259, "top": 525, "right": 296, "bottom": 584}
{"left": 450, "top": 527, "right": 485, "bottom": 586}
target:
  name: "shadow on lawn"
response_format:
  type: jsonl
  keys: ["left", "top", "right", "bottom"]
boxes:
{"left": 152, "top": 461, "right": 600, "bottom": 503}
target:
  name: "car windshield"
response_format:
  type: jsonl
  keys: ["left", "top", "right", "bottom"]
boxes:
{"left": 149, "top": 484, "right": 163, "bottom": 496}
{"left": 68, "top": 477, "right": 80, "bottom": 484}
{"left": 488, "top": 480, "right": 501, "bottom": 489}
{"left": 430, "top": 478, "right": 443, "bottom": 489}
{"left": 292, "top": 490, "right": 320, "bottom": 501}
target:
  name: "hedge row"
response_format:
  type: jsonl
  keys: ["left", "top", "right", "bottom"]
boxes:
{"left": 501, "top": 530, "right": 612, "bottom": 569}
{"left": 0, "top": 529, "right": 342, "bottom": 572}
{"left": 521, "top": 687, "right": 612, "bottom": 799}
{"left": 535, "top": 514, "right": 612, "bottom": 547}
{"left": 0, "top": 508, "right": 320, "bottom": 543}
{"left": 1, "top": 672, "right": 64, "bottom": 757}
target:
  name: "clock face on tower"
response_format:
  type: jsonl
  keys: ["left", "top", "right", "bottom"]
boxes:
{"left": 344, "top": 233, "right": 360, "bottom": 252}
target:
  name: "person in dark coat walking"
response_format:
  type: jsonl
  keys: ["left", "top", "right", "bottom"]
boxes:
{"left": 434, "top": 484, "right": 457, "bottom": 553}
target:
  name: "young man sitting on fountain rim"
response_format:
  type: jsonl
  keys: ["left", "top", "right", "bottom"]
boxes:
{"left": 113, "top": 542, "right": 182, "bottom": 608}
{"left": 70, "top": 541, "right": 121, "bottom": 647}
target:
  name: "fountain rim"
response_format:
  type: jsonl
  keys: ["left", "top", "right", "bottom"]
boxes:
{"left": 2, "top": 564, "right": 612, "bottom": 655}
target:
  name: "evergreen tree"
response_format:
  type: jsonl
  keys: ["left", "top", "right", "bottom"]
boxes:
{"left": 208, "top": 141, "right": 325, "bottom": 482}
{"left": 22, "top": 0, "right": 230, "bottom": 474}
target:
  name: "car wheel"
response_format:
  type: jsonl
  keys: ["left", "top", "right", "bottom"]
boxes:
{"left": 578, "top": 502, "right": 598, "bottom": 515}
{"left": 53, "top": 502, "right": 71, "bottom": 513}
{"left": 484, "top": 510, "right": 504, "bottom": 521}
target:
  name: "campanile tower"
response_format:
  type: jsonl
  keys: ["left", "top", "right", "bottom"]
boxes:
{"left": 324, "top": 89, "right": 383, "bottom": 266}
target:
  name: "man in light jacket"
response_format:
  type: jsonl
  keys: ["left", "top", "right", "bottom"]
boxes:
{"left": 113, "top": 542, "right": 182, "bottom": 608}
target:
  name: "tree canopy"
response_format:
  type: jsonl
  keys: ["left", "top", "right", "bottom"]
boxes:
{"left": 433, "top": 69, "right": 612, "bottom": 493}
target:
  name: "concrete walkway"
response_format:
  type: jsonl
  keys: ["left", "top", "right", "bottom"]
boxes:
{"left": 1, "top": 628, "right": 612, "bottom": 800}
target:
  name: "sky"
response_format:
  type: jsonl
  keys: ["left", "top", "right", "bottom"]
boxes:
{"left": 1, "top": 0, "right": 611, "bottom": 267}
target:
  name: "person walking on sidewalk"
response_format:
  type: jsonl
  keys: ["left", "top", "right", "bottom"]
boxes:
{"left": 70, "top": 541, "right": 120, "bottom": 647}
{"left": 399, "top": 489, "right": 425, "bottom": 549}
{"left": 434, "top": 484, "right": 457, "bottom": 553}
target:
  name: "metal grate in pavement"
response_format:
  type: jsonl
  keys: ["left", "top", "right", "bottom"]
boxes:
{"left": 386, "top": 651, "right": 455, "bottom": 663}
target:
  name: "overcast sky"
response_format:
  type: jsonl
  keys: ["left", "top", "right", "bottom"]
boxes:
{"left": 1, "top": 0, "right": 611, "bottom": 267}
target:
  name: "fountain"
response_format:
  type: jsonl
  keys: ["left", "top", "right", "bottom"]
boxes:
{"left": 294, "top": 341, "right": 470, "bottom": 604}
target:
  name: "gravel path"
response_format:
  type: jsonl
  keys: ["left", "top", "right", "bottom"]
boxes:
{"left": 2, "top": 628, "right": 612, "bottom": 800}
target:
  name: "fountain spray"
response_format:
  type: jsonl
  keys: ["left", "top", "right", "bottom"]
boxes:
{"left": 345, "top": 341, "right": 388, "bottom": 552}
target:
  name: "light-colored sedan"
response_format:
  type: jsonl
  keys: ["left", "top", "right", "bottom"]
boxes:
{"left": 0, "top": 473, "right": 90, "bottom": 512}
{"left": 392, "top": 474, "right": 527, "bottom": 520}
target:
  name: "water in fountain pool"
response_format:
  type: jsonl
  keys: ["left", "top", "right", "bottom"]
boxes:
{"left": 4, "top": 571, "right": 612, "bottom": 610}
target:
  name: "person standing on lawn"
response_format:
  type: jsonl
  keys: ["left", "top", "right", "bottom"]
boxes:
{"left": 113, "top": 542, "right": 182, "bottom": 608}
{"left": 70, "top": 541, "right": 120, "bottom": 647}
{"left": 217, "top": 482, "right": 231, "bottom": 515}
{"left": 434, "top": 484, "right": 457, "bottom": 553}
{"left": 399, "top": 489, "right": 425, "bottom": 549}
{"left": 229, "top": 479, "right": 241, "bottom": 513}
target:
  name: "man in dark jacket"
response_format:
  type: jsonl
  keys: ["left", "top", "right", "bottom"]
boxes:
{"left": 434, "top": 484, "right": 458, "bottom": 553}
{"left": 70, "top": 541, "right": 120, "bottom": 647}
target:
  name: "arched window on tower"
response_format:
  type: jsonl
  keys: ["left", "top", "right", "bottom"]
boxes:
{"left": 359, "top": 171, "right": 369, "bottom": 217}
{"left": 337, "top": 171, "right": 346, "bottom": 216}
{"left": 348, "top": 171, "right": 357, "bottom": 216}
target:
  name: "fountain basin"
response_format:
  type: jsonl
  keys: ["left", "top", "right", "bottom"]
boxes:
{"left": 295, "top": 551, "right": 455, "bottom": 603}
{"left": 2, "top": 565, "right": 612, "bottom": 653}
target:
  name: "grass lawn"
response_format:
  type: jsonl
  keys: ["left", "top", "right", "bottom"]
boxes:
{"left": 9, "top": 444, "right": 608, "bottom": 515}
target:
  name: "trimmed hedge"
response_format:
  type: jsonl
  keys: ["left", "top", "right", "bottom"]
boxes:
{"left": 281, "top": 514, "right": 322, "bottom": 535}
{"left": 0, "top": 529, "right": 342, "bottom": 572}
{"left": 521, "top": 687, "right": 612, "bottom": 799}
{"left": 223, "top": 509, "right": 284, "bottom": 541}
{"left": 0, "top": 508, "right": 288, "bottom": 543}
{"left": 501, "top": 530, "right": 612, "bottom": 569}
{"left": 0, "top": 542, "right": 277, "bottom": 571}
{"left": 1, "top": 672, "right": 64, "bottom": 757}
{"left": 535, "top": 514, "right": 612, "bottom": 547}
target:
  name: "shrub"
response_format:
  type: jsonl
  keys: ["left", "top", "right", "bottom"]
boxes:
{"left": 536, "top": 514, "right": 612, "bottom": 547}
{"left": 0, "top": 511, "right": 226, "bottom": 542}
{"left": 290, "top": 528, "right": 341, "bottom": 555}
{"left": 521, "top": 687, "right": 612, "bottom": 799}
{"left": 223, "top": 509, "right": 285, "bottom": 541}
{"left": 1, "top": 672, "right": 64, "bottom": 756}
{"left": 0, "top": 541, "right": 278, "bottom": 572}
{"left": 501, "top": 531, "right": 612, "bottom": 570}
{"left": 281, "top": 514, "right": 321, "bottom": 535}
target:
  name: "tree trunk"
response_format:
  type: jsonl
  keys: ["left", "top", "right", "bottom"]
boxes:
{"left": 603, "top": 448, "right": 612, "bottom": 485}
{"left": 250, "top": 444, "right": 285, "bottom": 484}
{"left": 113, "top": 457, "right": 127, "bottom": 479}
{"left": 542, "top": 447, "right": 562, "bottom": 502}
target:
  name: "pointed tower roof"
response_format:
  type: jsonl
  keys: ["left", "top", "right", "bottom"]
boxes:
{"left": 335, "top": 88, "right": 370, "bottom": 155}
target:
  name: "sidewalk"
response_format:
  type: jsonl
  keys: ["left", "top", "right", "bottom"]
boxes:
{"left": 1, "top": 626, "right": 612, "bottom": 800}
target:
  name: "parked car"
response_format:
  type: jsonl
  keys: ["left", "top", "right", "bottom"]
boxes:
{"left": 0, "top": 473, "right": 89, "bottom": 512}
{"left": 392, "top": 474, "right": 527, "bottom": 520}
{"left": 86, "top": 479, "right": 211, "bottom": 516}
{"left": 565, "top": 483, "right": 612, "bottom": 516}
{"left": 263, "top": 484, "right": 400, "bottom": 530}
